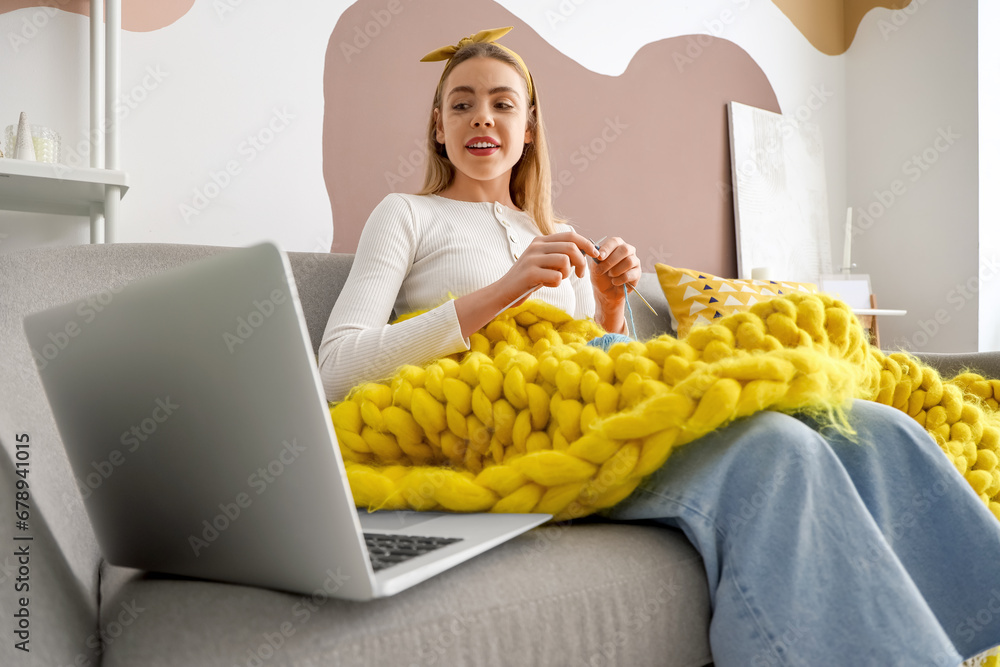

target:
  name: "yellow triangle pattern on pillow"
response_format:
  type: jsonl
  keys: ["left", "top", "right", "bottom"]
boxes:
{"left": 655, "top": 263, "right": 819, "bottom": 338}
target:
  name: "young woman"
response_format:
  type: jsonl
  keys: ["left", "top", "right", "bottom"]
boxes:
{"left": 318, "top": 28, "right": 1000, "bottom": 665}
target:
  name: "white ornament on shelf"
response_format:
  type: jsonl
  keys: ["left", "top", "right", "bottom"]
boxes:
{"left": 14, "top": 112, "right": 36, "bottom": 161}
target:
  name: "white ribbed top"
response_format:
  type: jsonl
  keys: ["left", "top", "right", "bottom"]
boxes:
{"left": 318, "top": 193, "right": 596, "bottom": 402}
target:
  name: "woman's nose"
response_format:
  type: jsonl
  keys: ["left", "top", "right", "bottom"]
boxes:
{"left": 472, "top": 112, "right": 493, "bottom": 128}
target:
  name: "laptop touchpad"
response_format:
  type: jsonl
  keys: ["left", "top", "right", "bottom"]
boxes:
{"left": 358, "top": 510, "right": 438, "bottom": 532}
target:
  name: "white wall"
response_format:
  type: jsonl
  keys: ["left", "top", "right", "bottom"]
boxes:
{"left": 0, "top": 1, "right": 350, "bottom": 254}
{"left": 981, "top": 0, "right": 1000, "bottom": 352}
{"left": 846, "top": 0, "right": 980, "bottom": 353}
{"left": 0, "top": 0, "right": 846, "bottom": 257}
{"left": 25, "top": 0, "right": 996, "bottom": 352}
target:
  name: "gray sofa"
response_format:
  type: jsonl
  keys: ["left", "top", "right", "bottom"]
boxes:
{"left": 2, "top": 242, "right": 998, "bottom": 667}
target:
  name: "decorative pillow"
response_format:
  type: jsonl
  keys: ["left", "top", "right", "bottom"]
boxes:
{"left": 654, "top": 264, "right": 819, "bottom": 338}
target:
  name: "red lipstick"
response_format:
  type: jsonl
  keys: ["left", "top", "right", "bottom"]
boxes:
{"left": 465, "top": 136, "right": 500, "bottom": 156}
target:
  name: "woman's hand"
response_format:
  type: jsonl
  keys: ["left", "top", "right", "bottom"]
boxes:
{"left": 589, "top": 237, "right": 641, "bottom": 303}
{"left": 497, "top": 231, "right": 599, "bottom": 308}
{"left": 454, "top": 231, "right": 598, "bottom": 338}
{"left": 588, "top": 237, "right": 641, "bottom": 334}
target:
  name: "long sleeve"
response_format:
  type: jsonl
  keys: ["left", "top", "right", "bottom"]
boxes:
{"left": 318, "top": 195, "right": 469, "bottom": 402}
{"left": 319, "top": 195, "right": 595, "bottom": 402}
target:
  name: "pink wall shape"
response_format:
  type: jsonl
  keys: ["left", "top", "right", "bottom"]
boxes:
{"left": 324, "top": 0, "right": 780, "bottom": 277}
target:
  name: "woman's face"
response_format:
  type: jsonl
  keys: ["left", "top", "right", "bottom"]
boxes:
{"left": 435, "top": 56, "right": 533, "bottom": 188}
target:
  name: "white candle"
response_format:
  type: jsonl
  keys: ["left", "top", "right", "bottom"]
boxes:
{"left": 32, "top": 137, "right": 56, "bottom": 163}
{"left": 842, "top": 207, "right": 853, "bottom": 274}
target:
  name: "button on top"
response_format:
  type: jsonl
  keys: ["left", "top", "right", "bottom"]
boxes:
{"left": 494, "top": 201, "right": 521, "bottom": 262}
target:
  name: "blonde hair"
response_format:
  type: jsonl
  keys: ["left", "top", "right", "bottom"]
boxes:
{"left": 417, "top": 42, "right": 561, "bottom": 234}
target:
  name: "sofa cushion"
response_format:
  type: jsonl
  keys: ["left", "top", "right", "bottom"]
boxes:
{"left": 99, "top": 522, "right": 711, "bottom": 667}
{"left": 654, "top": 263, "right": 819, "bottom": 338}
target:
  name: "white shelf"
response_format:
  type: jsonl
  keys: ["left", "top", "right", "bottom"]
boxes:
{"left": 853, "top": 308, "right": 907, "bottom": 317}
{"left": 0, "top": 0, "right": 125, "bottom": 243}
{"left": 0, "top": 160, "right": 128, "bottom": 217}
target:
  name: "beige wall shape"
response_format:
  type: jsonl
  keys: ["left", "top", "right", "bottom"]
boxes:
{"left": 771, "top": 0, "right": 913, "bottom": 55}
{"left": 0, "top": 0, "right": 193, "bottom": 31}
{"left": 324, "top": 0, "right": 781, "bottom": 279}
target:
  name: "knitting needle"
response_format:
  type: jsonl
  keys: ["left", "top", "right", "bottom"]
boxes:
{"left": 589, "top": 237, "right": 657, "bottom": 315}
{"left": 499, "top": 236, "right": 604, "bottom": 312}
{"left": 630, "top": 286, "right": 658, "bottom": 316}
{"left": 500, "top": 284, "right": 540, "bottom": 312}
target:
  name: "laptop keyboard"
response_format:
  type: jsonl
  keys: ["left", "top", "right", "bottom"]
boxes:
{"left": 363, "top": 533, "right": 464, "bottom": 572}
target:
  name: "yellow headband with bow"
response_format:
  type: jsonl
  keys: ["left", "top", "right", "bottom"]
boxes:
{"left": 420, "top": 26, "right": 535, "bottom": 103}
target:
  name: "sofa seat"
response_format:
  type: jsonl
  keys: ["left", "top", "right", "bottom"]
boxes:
{"left": 98, "top": 523, "right": 711, "bottom": 667}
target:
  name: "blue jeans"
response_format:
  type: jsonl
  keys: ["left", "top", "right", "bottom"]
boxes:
{"left": 603, "top": 400, "right": 1000, "bottom": 666}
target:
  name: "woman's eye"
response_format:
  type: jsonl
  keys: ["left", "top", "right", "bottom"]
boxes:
{"left": 452, "top": 102, "right": 470, "bottom": 111}
{"left": 495, "top": 101, "right": 514, "bottom": 110}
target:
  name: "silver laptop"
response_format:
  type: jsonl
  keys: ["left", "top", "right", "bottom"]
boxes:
{"left": 23, "top": 241, "right": 550, "bottom": 600}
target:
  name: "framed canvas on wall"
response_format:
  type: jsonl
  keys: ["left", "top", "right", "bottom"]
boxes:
{"left": 727, "top": 101, "right": 833, "bottom": 284}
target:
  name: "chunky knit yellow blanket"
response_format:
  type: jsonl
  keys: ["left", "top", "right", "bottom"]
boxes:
{"left": 328, "top": 293, "right": 1000, "bottom": 523}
